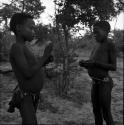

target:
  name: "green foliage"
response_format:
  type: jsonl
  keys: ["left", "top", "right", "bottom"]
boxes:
{"left": 74, "top": 29, "right": 124, "bottom": 56}
{"left": 35, "top": 24, "right": 51, "bottom": 42}
{"left": 55, "top": 0, "right": 123, "bottom": 29}
{"left": 14, "top": 0, "right": 45, "bottom": 19}
{"left": 0, "top": 3, "right": 18, "bottom": 19}
{"left": 113, "top": 29, "right": 124, "bottom": 53}
{"left": 0, "top": 0, "right": 45, "bottom": 30}
{"left": 0, "top": 3, "right": 19, "bottom": 29}
{"left": 53, "top": 39, "right": 65, "bottom": 64}
{"left": 0, "top": 33, "right": 3, "bottom": 62}
{"left": 35, "top": 24, "right": 79, "bottom": 96}
{"left": 0, "top": 31, "right": 15, "bottom": 62}
{"left": 72, "top": 32, "right": 95, "bottom": 52}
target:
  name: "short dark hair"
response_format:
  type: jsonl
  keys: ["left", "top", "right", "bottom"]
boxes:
{"left": 93, "top": 21, "right": 111, "bottom": 33}
{"left": 10, "top": 12, "right": 33, "bottom": 34}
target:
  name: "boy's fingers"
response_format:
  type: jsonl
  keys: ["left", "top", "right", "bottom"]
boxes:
{"left": 45, "top": 43, "right": 53, "bottom": 53}
{"left": 79, "top": 60, "right": 85, "bottom": 64}
{"left": 47, "top": 43, "right": 53, "bottom": 51}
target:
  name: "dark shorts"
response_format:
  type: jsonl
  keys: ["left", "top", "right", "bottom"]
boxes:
{"left": 91, "top": 76, "right": 114, "bottom": 125}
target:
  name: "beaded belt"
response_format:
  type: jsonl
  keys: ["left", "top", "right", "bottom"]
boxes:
{"left": 14, "top": 85, "right": 39, "bottom": 100}
{"left": 92, "top": 76, "right": 110, "bottom": 84}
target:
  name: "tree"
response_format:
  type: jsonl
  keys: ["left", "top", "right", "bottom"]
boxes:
{"left": 0, "top": 0, "right": 45, "bottom": 30}
{"left": 55, "top": 0, "right": 123, "bottom": 29}
{"left": 118, "top": 0, "right": 124, "bottom": 7}
{"left": 0, "top": 3, "right": 19, "bottom": 30}
{"left": 35, "top": 24, "right": 51, "bottom": 43}
{"left": 113, "top": 30, "right": 124, "bottom": 54}
{"left": 13, "top": 0, "right": 45, "bottom": 19}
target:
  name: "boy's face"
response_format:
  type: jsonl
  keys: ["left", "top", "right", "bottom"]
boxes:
{"left": 20, "top": 18, "right": 35, "bottom": 42}
{"left": 93, "top": 26, "right": 107, "bottom": 43}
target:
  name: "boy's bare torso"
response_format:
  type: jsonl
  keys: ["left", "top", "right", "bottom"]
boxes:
{"left": 10, "top": 43, "right": 44, "bottom": 93}
{"left": 88, "top": 39, "right": 114, "bottom": 78}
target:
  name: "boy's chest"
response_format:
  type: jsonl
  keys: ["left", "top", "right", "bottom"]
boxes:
{"left": 24, "top": 47, "right": 37, "bottom": 65}
{"left": 90, "top": 44, "right": 109, "bottom": 62}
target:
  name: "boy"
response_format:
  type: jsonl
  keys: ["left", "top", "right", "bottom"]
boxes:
{"left": 79, "top": 21, "right": 116, "bottom": 125}
{"left": 8, "top": 12, "right": 53, "bottom": 124}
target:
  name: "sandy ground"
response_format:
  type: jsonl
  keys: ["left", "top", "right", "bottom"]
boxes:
{"left": 0, "top": 50, "right": 123, "bottom": 125}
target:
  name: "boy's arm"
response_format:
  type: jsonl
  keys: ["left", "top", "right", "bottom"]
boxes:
{"left": 94, "top": 43, "right": 117, "bottom": 71}
{"left": 41, "top": 43, "right": 53, "bottom": 66}
{"left": 79, "top": 60, "right": 94, "bottom": 69}
{"left": 12, "top": 44, "right": 48, "bottom": 78}
{"left": 39, "top": 55, "right": 54, "bottom": 66}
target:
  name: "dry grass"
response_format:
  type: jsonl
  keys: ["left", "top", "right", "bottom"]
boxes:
{"left": 0, "top": 49, "right": 123, "bottom": 125}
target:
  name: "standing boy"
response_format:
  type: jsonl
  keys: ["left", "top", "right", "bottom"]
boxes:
{"left": 79, "top": 21, "right": 116, "bottom": 125}
{"left": 8, "top": 13, "right": 53, "bottom": 124}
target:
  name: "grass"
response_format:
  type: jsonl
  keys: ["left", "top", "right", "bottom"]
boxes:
{"left": 0, "top": 47, "right": 123, "bottom": 125}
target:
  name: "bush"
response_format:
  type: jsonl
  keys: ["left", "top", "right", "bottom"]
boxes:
{"left": 0, "top": 31, "right": 15, "bottom": 61}
{"left": 73, "top": 32, "right": 96, "bottom": 51}
{"left": 113, "top": 30, "right": 124, "bottom": 55}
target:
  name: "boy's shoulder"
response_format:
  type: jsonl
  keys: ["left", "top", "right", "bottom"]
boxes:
{"left": 107, "top": 38, "right": 114, "bottom": 44}
{"left": 10, "top": 43, "right": 25, "bottom": 56}
{"left": 11, "top": 43, "right": 24, "bottom": 51}
{"left": 106, "top": 38, "right": 116, "bottom": 52}
{"left": 107, "top": 38, "right": 116, "bottom": 48}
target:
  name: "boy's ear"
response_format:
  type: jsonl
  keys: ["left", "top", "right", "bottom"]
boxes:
{"left": 104, "top": 30, "right": 109, "bottom": 36}
{"left": 16, "top": 24, "right": 22, "bottom": 32}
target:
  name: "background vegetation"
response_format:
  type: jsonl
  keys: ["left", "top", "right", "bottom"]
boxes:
{"left": 0, "top": 0, "right": 123, "bottom": 124}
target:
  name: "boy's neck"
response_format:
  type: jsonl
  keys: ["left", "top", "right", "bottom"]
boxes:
{"left": 16, "top": 36, "right": 26, "bottom": 45}
{"left": 99, "top": 37, "right": 108, "bottom": 44}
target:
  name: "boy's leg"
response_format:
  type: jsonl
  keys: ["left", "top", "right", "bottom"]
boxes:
{"left": 91, "top": 83, "right": 103, "bottom": 125}
{"left": 99, "top": 79, "right": 114, "bottom": 125}
{"left": 19, "top": 95, "right": 38, "bottom": 125}
{"left": 33, "top": 93, "right": 40, "bottom": 112}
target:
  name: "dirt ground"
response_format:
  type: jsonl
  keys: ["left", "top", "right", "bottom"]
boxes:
{"left": 0, "top": 50, "right": 123, "bottom": 125}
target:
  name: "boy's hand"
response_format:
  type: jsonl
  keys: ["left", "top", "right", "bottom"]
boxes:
{"left": 44, "top": 43, "right": 53, "bottom": 58}
{"left": 79, "top": 59, "right": 95, "bottom": 68}
{"left": 79, "top": 60, "right": 86, "bottom": 67}
{"left": 45, "top": 55, "right": 54, "bottom": 64}
{"left": 84, "top": 60, "right": 95, "bottom": 68}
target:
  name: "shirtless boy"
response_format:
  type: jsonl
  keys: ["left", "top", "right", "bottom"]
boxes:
{"left": 79, "top": 21, "right": 116, "bottom": 125}
{"left": 8, "top": 13, "right": 53, "bottom": 124}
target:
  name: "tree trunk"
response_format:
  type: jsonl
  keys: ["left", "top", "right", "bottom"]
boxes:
{"left": 62, "top": 26, "right": 70, "bottom": 96}
{"left": 22, "top": 0, "right": 25, "bottom": 12}
{"left": 4, "top": 18, "right": 8, "bottom": 30}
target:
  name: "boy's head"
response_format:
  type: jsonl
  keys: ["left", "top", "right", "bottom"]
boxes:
{"left": 10, "top": 12, "right": 35, "bottom": 42}
{"left": 93, "top": 21, "right": 111, "bottom": 42}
